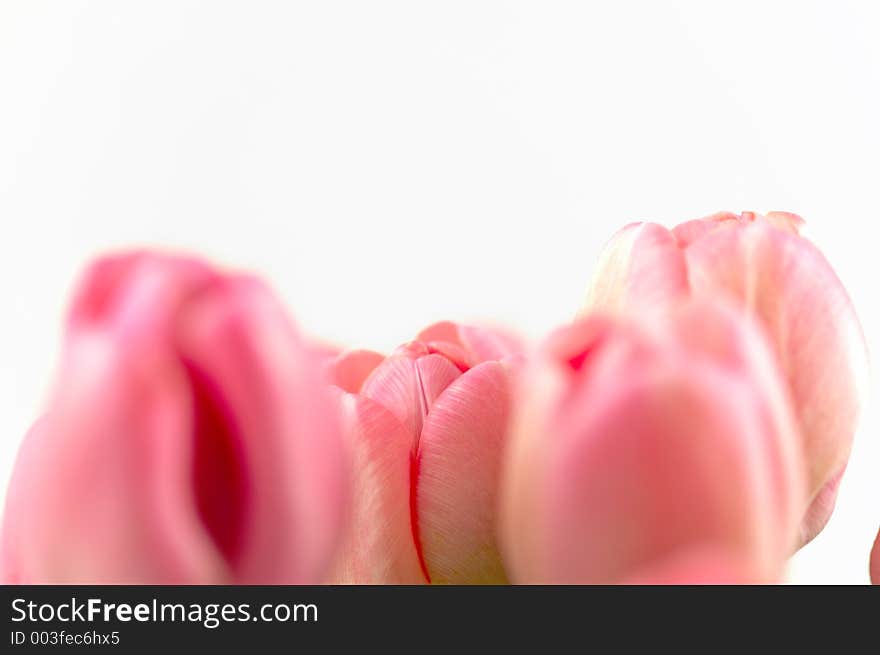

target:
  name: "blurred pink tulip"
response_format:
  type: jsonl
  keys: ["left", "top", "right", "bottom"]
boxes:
{"left": 1, "top": 251, "right": 348, "bottom": 584}
{"left": 622, "top": 548, "right": 759, "bottom": 585}
{"left": 872, "top": 528, "right": 880, "bottom": 585}
{"left": 500, "top": 302, "right": 805, "bottom": 584}
{"left": 584, "top": 211, "right": 867, "bottom": 545}
{"left": 328, "top": 321, "right": 520, "bottom": 584}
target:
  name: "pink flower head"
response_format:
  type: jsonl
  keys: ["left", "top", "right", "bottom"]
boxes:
{"left": 2, "top": 251, "right": 349, "bottom": 584}
{"left": 584, "top": 211, "right": 868, "bottom": 545}
{"left": 500, "top": 301, "right": 805, "bottom": 584}
{"left": 328, "top": 321, "right": 521, "bottom": 584}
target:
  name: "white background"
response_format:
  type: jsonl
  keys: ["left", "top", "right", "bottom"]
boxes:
{"left": 1, "top": 1, "right": 878, "bottom": 583}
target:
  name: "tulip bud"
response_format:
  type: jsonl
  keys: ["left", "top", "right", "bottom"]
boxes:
{"left": 1, "top": 251, "right": 348, "bottom": 584}
{"left": 584, "top": 211, "right": 867, "bottom": 545}
{"left": 328, "top": 321, "right": 520, "bottom": 584}
{"left": 500, "top": 301, "right": 805, "bottom": 584}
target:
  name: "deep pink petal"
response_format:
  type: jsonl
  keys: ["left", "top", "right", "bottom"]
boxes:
{"left": 175, "top": 277, "right": 347, "bottom": 583}
{"left": 2, "top": 253, "right": 347, "bottom": 585}
{"left": 67, "top": 251, "right": 216, "bottom": 338}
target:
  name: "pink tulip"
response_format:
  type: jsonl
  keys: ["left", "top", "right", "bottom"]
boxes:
{"left": 622, "top": 548, "right": 759, "bottom": 585}
{"left": 1, "top": 251, "right": 348, "bottom": 584}
{"left": 584, "top": 211, "right": 867, "bottom": 545}
{"left": 328, "top": 321, "right": 520, "bottom": 584}
{"left": 872, "top": 528, "right": 880, "bottom": 585}
{"left": 499, "top": 301, "right": 805, "bottom": 584}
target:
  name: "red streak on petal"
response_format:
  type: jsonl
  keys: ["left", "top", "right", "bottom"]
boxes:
{"left": 409, "top": 451, "right": 431, "bottom": 583}
{"left": 567, "top": 340, "right": 603, "bottom": 372}
{"left": 567, "top": 350, "right": 590, "bottom": 371}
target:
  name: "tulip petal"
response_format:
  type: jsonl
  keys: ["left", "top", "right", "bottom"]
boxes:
{"left": 360, "top": 353, "right": 460, "bottom": 442}
{"left": 176, "top": 277, "right": 346, "bottom": 583}
{"left": 622, "top": 547, "right": 758, "bottom": 584}
{"left": 543, "top": 364, "right": 785, "bottom": 584}
{"left": 416, "top": 361, "right": 510, "bottom": 584}
{"left": 871, "top": 527, "right": 880, "bottom": 585}
{"left": 798, "top": 466, "right": 845, "bottom": 547}
{"left": 762, "top": 211, "right": 804, "bottom": 233}
{"left": 416, "top": 355, "right": 463, "bottom": 416}
{"left": 671, "top": 211, "right": 740, "bottom": 247}
{"left": 67, "top": 252, "right": 215, "bottom": 337}
{"left": 458, "top": 325, "right": 523, "bottom": 362}
{"left": 672, "top": 211, "right": 803, "bottom": 249}
{"left": 683, "top": 221, "right": 867, "bottom": 541}
{"left": 3, "top": 253, "right": 347, "bottom": 585}
{"left": 328, "top": 394, "right": 425, "bottom": 584}
{"left": 2, "top": 341, "right": 225, "bottom": 584}
{"left": 418, "top": 321, "right": 522, "bottom": 365}
{"left": 501, "top": 306, "right": 803, "bottom": 584}
{"left": 417, "top": 321, "right": 461, "bottom": 345}
{"left": 360, "top": 356, "right": 422, "bottom": 439}
{"left": 585, "top": 222, "right": 689, "bottom": 315}
{"left": 330, "top": 349, "right": 385, "bottom": 393}
{"left": 422, "top": 340, "right": 474, "bottom": 371}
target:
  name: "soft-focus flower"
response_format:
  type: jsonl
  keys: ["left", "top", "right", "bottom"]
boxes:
{"left": 584, "top": 211, "right": 867, "bottom": 545}
{"left": 621, "top": 547, "right": 759, "bottom": 585}
{"left": 872, "top": 528, "right": 880, "bottom": 585}
{"left": 500, "top": 301, "right": 805, "bottom": 584}
{"left": 1, "top": 251, "right": 348, "bottom": 584}
{"left": 328, "top": 321, "right": 520, "bottom": 584}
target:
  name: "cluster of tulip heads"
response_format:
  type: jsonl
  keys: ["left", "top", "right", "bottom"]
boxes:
{"left": 1, "top": 211, "right": 873, "bottom": 585}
